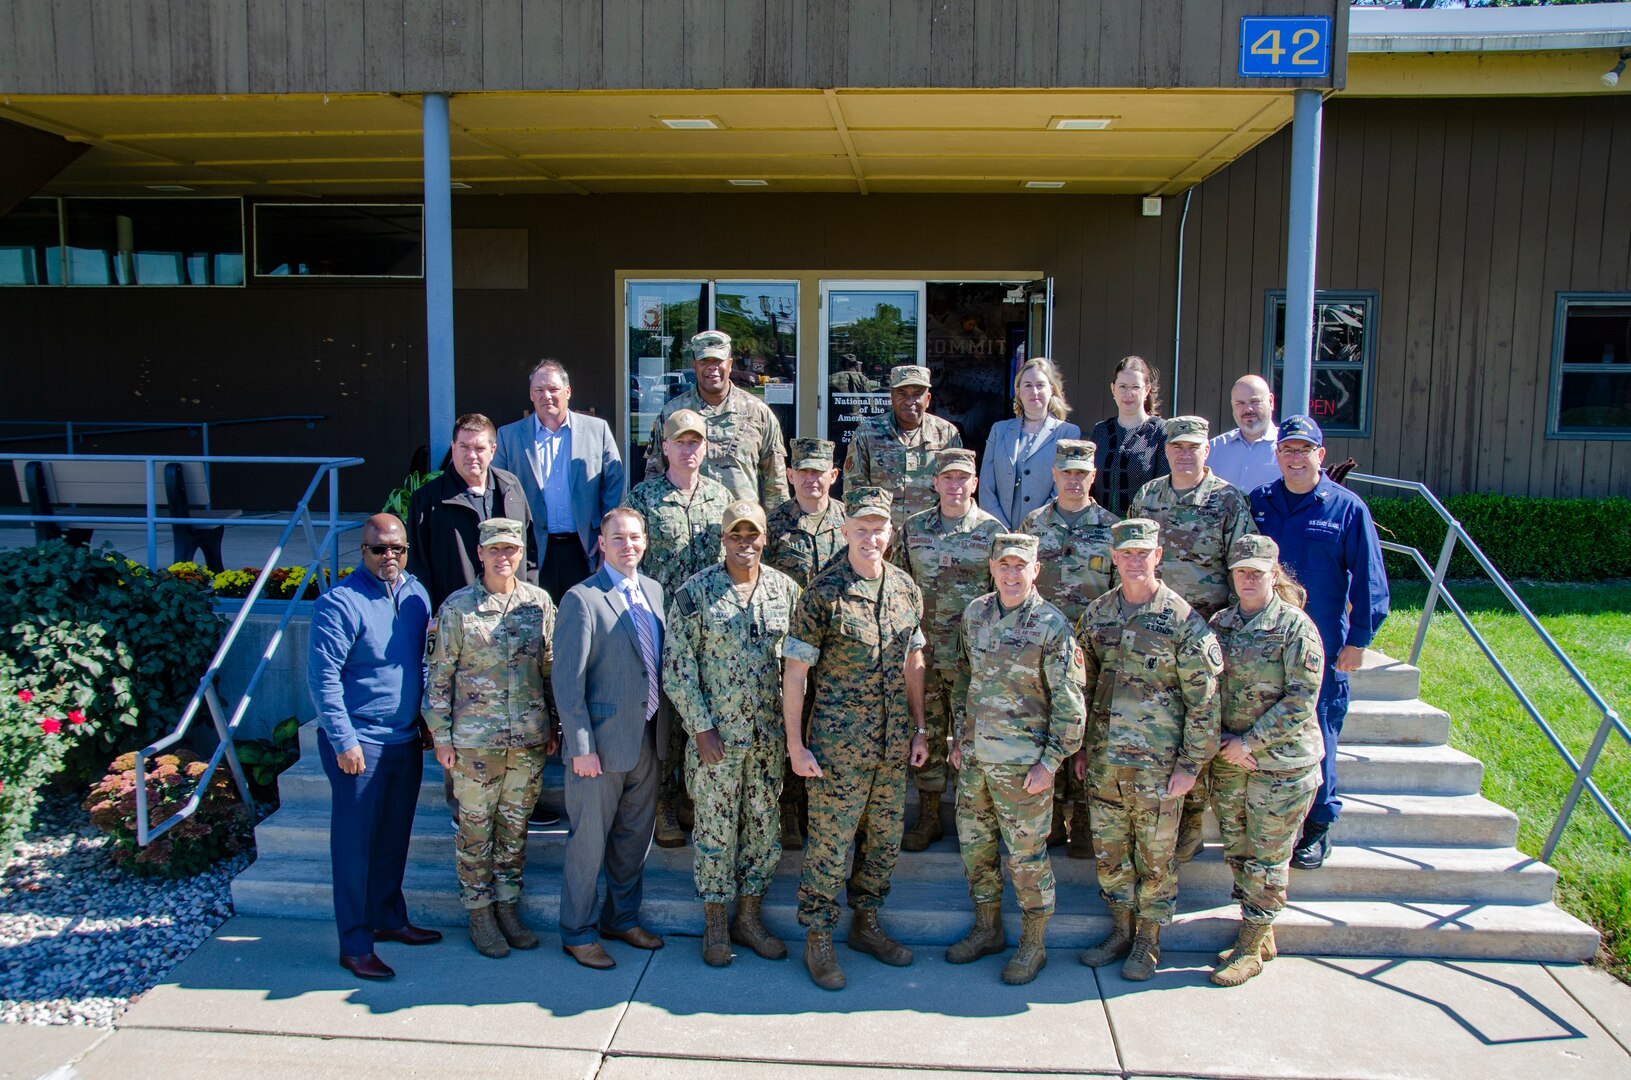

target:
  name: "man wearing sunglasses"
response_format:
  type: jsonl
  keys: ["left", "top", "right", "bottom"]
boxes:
{"left": 308, "top": 514, "right": 439, "bottom": 981}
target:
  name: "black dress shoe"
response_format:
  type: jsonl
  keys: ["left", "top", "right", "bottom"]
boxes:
{"left": 528, "top": 806, "right": 561, "bottom": 826}
{"left": 1290, "top": 822, "right": 1331, "bottom": 870}
{"left": 374, "top": 924, "right": 444, "bottom": 946}
{"left": 339, "top": 953, "right": 396, "bottom": 980}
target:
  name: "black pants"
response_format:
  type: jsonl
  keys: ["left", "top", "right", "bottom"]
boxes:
{"left": 540, "top": 533, "right": 593, "bottom": 608}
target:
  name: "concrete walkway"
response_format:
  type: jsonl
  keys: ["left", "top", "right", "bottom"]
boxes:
{"left": 5, "top": 916, "right": 1628, "bottom": 1080}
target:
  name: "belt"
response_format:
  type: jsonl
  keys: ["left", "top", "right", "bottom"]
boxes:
{"left": 547, "top": 532, "right": 579, "bottom": 541}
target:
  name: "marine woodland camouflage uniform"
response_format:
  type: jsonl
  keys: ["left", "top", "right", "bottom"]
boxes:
{"left": 1077, "top": 578, "right": 1222, "bottom": 923}
{"left": 843, "top": 368, "right": 962, "bottom": 530}
{"left": 953, "top": 583, "right": 1086, "bottom": 917}
{"left": 1209, "top": 594, "right": 1326, "bottom": 924}
{"left": 663, "top": 561, "right": 802, "bottom": 903}
{"left": 785, "top": 548, "right": 926, "bottom": 930}
{"left": 424, "top": 578, "right": 557, "bottom": 910}
{"left": 644, "top": 383, "right": 789, "bottom": 509}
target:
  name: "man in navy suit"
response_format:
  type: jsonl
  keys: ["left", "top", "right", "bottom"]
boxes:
{"left": 552, "top": 507, "right": 671, "bottom": 969}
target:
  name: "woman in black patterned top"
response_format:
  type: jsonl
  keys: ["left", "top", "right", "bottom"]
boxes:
{"left": 1089, "top": 355, "right": 1170, "bottom": 516}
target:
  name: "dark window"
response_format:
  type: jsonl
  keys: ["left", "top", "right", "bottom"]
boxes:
{"left": 60, "top": 198, "right": 243, "bottom": 286}
{"left": 1550, "top": 294, "right": 1631, "bottom": 439}
{"left": 252, "top": 203, "right": 424, "bottom": 278}
{"left": 0, "top": 197, "right": 63, "bottom": 285}
{"left": 1264, "top": 290, "right": 1376, "bottom": 437}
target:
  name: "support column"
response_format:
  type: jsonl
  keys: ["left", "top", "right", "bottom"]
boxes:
{"left": 423, "top": 92, "right": 455, "bottom": 468}
{"left": 1281, "top": 88, "right": 1323, "bottom": 418}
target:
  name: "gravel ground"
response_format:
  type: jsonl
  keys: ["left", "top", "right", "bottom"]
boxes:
{"left": 0, "top": 789, "right": 251, "bottom": 1028}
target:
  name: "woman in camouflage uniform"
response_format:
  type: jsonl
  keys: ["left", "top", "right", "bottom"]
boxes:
{"left": 1206, "top": 533, "right": 1326, "bottom": 987}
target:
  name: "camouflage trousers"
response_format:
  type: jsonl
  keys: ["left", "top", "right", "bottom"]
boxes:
{"left": 956, "top": 761, "right": 1056, "bottom": 917}
{"left": 660, "top": 723, "right": 689, "bottom": 805}
{"left": 1089, "top": 764, "right": 1183, "bottom": 924}
{"left": 913, "top": 668, "right": 957, "bottom": 794}
{"left": 1210, "top": 759, "right": 1320, "bottom": 924}
{"left": 796, "top": 759, "right": 908, "bottom": 930}
{"left": 684, "top": 738, "right": 785, "bottom": 903}
{"left": 1180, "top": 759, "right": 1213, "bottom": 826}
{"left": 451, "top": 746, "right": 546, "bottom": 909}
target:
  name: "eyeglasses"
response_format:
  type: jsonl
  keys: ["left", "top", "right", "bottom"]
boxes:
{"left": 364, "top": 544, "right": 409, "bottom": 556}
{"left": 1277, "top": 446, "right": 1318, "bottom": 459}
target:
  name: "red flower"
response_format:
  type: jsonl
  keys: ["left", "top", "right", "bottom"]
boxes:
{"left": 16, "top": 689, "right": 32, "bottom": 704}
{"left": 39, "top": 717, "right": 61, "bottom": 734}
{"left": 67, "top": 710, "right": 86, "bottom": 726}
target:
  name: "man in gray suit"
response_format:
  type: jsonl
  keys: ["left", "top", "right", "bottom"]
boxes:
{"left": 493, "top": 360, "right": 626, "bottom": 608}
{"left": 553, "top": 506, "right": 670, "bottom": 969}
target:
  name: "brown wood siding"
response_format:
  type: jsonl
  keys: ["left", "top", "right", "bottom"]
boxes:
{"left": 0, "top": 0, "right": 1343, "bottom": 94}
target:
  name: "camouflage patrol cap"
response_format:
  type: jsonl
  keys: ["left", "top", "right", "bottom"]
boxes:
{"left": 889, "top": 364, "right": 932, "bottom": 389}
{"left": 990, "top": 532, "right": 1040, "bottom": 564}
{"left": 478, "top": 517, "right": 527, "bottom": 548}
{"left": 1054, "top": 439, "right": 1097, "bottom": 471}
{"left": 1112, "top": 517, "right": 1161, "bottom": 551}
{"left": 1164, "top": 415, "right": 1210, "bottom": 445}
{"left": 790, "top": 438, "right": 836, "bottom": 470}
{"left": 690, "top": 329, "right": 731, "bottom": 361}
{"left": 936, "top": 448, "right": 978, "bottom": 475}
{"left": 844, "top": 486, "right": 893, "bottom": 520}
{"left": 722, "top": 499, "right": 768, "bottom": 534}
{"left": 663, "top": 408, "right": 708, "bottom": 441}
{"left": 1227, "top": 533, "right": 1279, "bottom": 572}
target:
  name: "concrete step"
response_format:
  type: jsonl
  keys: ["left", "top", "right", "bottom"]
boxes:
{"left": 1333, "top": 743, "right": 1483, "bottom": 796}
{"left": 1339, "top": 698, "right": 1452, "bottom": 747}
{"left": 1348, "top": 650, "right": 1422, "bottom": 701}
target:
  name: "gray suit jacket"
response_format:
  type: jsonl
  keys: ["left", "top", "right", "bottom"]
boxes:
{"left": 553, "top": 566, "right": 670, "bottom": 775}
{"left": 493, "top": 411, "right": 625, "bottom": 564}
{"left": 978, "top": 415, "right": 1082, "bottom": 528}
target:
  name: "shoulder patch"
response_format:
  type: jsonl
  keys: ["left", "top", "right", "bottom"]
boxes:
{"left": 1304, "top": 645, "right": 1323, "bottom": 674}
{"left": 1205, "top": 638, "right": 1223, "bottom": 669}
{"left": 424, "top": 616, "right": 438, "bottom": 659}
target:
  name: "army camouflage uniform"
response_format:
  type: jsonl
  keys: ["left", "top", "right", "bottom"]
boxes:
{"left": 952, "top": 589, "right": 1086, "bottom": 916}
{"left": 843, "top": 411, "right": 962, "bottom": 530}
{"left": 663, "top": 562, "right": 802, "bottom": 903}
{"left": 644, "top": 385, "right": 789, "bottom": 509}
{"left": 1209, "top": 595, "right": 1326, "bottom": 923}
{"left": 1077, "top": 581, "right": 1222, "bottom": 923}
{"left": 423, "top": 579, "right": 557, "bottom": 910}
{"left": 785, "top": 558, "right": 925, "bottom": 930}
{"left": 891, "top": 499, "right": 1002, "bottom": 794}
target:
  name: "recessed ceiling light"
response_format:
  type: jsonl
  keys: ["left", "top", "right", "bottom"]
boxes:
{"left": 728, "top": 179, "right": 768, "bottom": 187}
{"left": 1024, "top": 181, "right": 1067, "bottom": 189}
{"left": 658, "top": 117, "right": 721, "bottom": 130}
{"left": 1049, "top": 117, "right": 1116, "bottom": 131}
{"left": 146, "top": 184, "right": 194, "bottom": 192}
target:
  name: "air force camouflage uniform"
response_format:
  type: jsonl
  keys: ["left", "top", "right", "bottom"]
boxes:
{"left": 842, "top": 365, "right": 962, "bottom": 530}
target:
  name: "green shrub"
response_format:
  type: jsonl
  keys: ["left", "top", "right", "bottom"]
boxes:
{"left": 82, "top": 748, "right": 252, "bottom": 877}
{"left": 383, "top": 469, "right": 440, "bottom": 519}
{"left": 1363, "top": 494, "right": 1631, "bottom": 583}
{"left": 0, "top": 674, "right": 100, "bottom": 855}
{"left": 234, "top": 716, "right": 302, "bottom": 801}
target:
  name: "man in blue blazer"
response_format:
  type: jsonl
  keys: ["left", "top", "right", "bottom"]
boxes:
{"left": 553, "top": 506, "right": 671, "bottom": 969}
{"left": 493, "top": 360, "right": 626, "bottom": 607}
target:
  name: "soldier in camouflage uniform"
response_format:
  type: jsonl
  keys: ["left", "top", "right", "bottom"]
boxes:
{"left": 783, "top": 486, "right": 930, "bottom": 990}
{"left": 843, "top": 365, "right": 963, "bottom": 530}
{"left": 1020, "top": 438, "right": 1119, "bottom": 858}
{"left": 1129, "top": 416, "right": 1255, "bottom": 864}
{"left": 766, "top": 437, "right": 847, "bottom": 850}
{"left": 624, "top": 407, "right": 733, "bottom": 847}
{"left": 1074, "top": 518, "right": 1222, "bottom": 982}
{"left": 663, "top": 500, "right": 802, "bottom": 968}
{"left": 644, "top": 329, "right": 789, "bottom": 510}
{"left": 1208, "top": 534, "right": 1325, "bottom": 987}
{"left": 944, "top": 533, "right": 1086, "bottom": 985}
{"left": 423, "top": 518, "right": 558, "bottom": 959}
{"left": 890, "top": 447, "right": 1001, "bottom": 851}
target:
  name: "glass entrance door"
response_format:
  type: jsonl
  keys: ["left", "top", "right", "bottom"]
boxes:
{"left": 818, "top": 282, "right": 925, "bottom": 477}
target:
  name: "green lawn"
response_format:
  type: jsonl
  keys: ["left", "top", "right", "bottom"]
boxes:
{"left": 1370, "top": 581, "right": 1631, "bottom": 981}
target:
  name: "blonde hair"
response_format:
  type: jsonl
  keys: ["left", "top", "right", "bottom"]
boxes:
{"left": 1012, "top": 357, "right": 1072, "bottom": 419}
{"left": 1272, "top": 560, "right": 1308, "bottom": 608}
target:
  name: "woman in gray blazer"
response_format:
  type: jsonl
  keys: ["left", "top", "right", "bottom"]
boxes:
{"left": 978, "top": 357, "right": 1082, "bottom": 528}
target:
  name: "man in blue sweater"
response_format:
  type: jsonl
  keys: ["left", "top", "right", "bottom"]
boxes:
{"left": 1249, "top": 416, "right": 1389, "bottom": 870}
{"left": 308, "top": 513, "right": 441, "bottom": 979}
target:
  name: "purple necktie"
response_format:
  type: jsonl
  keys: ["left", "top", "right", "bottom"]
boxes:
{"left": 626, "top": 583, "right": 660, "bottom": 719}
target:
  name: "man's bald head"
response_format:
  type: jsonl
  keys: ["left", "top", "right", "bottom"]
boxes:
{"left": 1230, "top": 375, "right": 1275, "bottom": 442}
{"left": 362, "top": 513, "right": 406, "bottom": 546}
{"left": 360, "top": 513, "right": 409, "bottom": 585}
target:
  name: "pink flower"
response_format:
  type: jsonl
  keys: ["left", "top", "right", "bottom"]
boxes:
{"left": 16, "top": 689, "right": 33, "bottom": 704}
{"left": 67, "top": 710, "right": 86, "bottom": 726}
{"left": 39, "top": 717, "right": 61, "bottom": 734}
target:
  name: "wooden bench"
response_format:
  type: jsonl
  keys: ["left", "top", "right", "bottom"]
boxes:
{"left": 15, "top": 459, "right": 236, "bottom": 571}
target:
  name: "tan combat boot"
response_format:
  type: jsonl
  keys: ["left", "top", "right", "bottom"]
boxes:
{"left": 468, "top": 905, "right": 510, "bottom": 959}
{"left": 654, "top": 797, "right": 685, "bottom": 848}
{"left": 1066, "top": 795, "right": 1093, "bottom": 860}
{"left": 779, "top": 803, "right": 804, "bottom": 850}
{"left": 804, "top": 929, "right": 846, "bottom": 990}
{"left": 1001, "top": 913, "right": 1049, "bottom": 985}
{"left": 1212, "top": 922, "right": 1272, "bottom": 987}
{"left": 1121, "top": 919, "right": 1162, "bottom": 981}
{"left": 493, "top": 901, "right": 539, "bottom": 950}
{"left": 1217, "top": 922, "right": 1278, "bottom": 964}
{"left": 1046, "top": 798, "right": 1067, "bottom": 847}
{"left": 702, "top": 901, "right": 732, "bottom": 967}
{"left": 900, "top": 791, "right": 942, "bottom": 851}
{"left": 730, "top": 894, "right": 787, "bottom": 960}
{"left": 1174, "top": 801, "right": 1205, "bottom": 864}
{"left": 1079, "top": 907, "right": 1134, "bottom": 967}
{"left": 847, "top": 909, "right": 913, "bottom": 966}
{"left": 677, "top": 790, "right": 695, "bottom": 829}
{"left": 944, "top": 900, "right": 1005, "bottom": 964}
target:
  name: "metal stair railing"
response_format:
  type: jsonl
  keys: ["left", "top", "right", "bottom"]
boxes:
{"left": 1347, "top": 472, "right": 1629, "bottom": 860}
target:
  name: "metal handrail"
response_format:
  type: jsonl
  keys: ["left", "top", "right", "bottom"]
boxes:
{"left": 1348, "top": 472, "right": 1629, "bottom": 860}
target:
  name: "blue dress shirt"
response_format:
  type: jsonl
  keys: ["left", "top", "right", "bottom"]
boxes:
{"left": 535, "top": 413, "right": 577, "bottom": 535}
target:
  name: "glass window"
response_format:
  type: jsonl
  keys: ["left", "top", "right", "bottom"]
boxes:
{"left": 823, "top": 286, "right": 921, "bottom": 477}
{"left": 0, "top": 197, "right": 63, "bottom": 285}
{"left": 626, "top": 280, "right": 709, "bottom": 467}
{"left": 714, "top": 280, "right": 798, "bottom": 448}
{"left": 1265, "top": 290, "right": 1376, "bottom": 437}
{"left": 62, "top": 198, "right": 243, "bottom": 286}
{"left": 1550, "top": 294, "right": 1631, "bottom": 438}
{"left": 252, "top": 203, "right": 423, "bottom": 278}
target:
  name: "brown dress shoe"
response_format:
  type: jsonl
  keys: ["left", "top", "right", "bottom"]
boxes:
{"left": 339, "top": 953, "right": 396, "bottom": 980}
{"left": 602, "top": 925, "right": 665, "bottom": 950}
{"left": 562, "top": 941, "right": 617, "bottom": 969}
{"left": 373, "top": 924, "right": 443, "bottom": 946}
